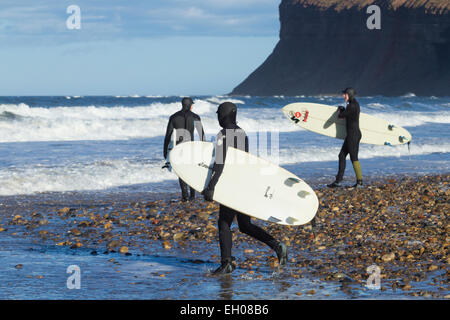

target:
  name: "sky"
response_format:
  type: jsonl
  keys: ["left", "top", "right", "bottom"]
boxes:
{"left": 0, "top": 0, "right": 280, "bottom": 96}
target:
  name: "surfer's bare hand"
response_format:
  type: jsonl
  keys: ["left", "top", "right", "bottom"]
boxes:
{"left": 162, "top": 162, "right": 170, "bottom": 170}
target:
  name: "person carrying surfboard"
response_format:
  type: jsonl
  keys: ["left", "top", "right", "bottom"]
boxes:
{"left": 164, "top": 97, "right": 205, "bottom": 201}
{"left": 328, "top": 88, "right": 363, "bottom": 188}
{"left": 202, "top": 102, "right": 288, "bottom": 274}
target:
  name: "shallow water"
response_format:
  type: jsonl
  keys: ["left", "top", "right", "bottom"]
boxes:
{"left": 0, "top": 228, "right": 445, "bottom": 300}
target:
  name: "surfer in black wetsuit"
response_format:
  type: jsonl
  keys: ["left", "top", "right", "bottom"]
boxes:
{"left": 164, "top": 97, "right": 205, "bottom": 201}
{"left": 202, "top": 102, "right": 288, "bottom": 274}
{"left": 328, "top": 88, "right": 363, "bottom": 188}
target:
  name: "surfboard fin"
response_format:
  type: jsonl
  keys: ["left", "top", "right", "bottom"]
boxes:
{"left": 284, "top": 177, "right": 300, "bottom": 187}
{"left": 384, "top": 142, "right": 392, "bottom": 146}
{"left": 268, "top": 216, "right": 282, "bottom": 223}
{"left": 286, "top": 217, "right": 299, "bottom": 225}
{"left": 297, "top": 191, "right": 310, "bottom": 198}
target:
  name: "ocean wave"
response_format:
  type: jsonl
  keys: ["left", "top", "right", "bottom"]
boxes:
{"left": 0, "top": 140, "right": 447, "bottom": 196}
{"left": 0, "top": 111, "right": 25, "bottom": 121}
{"left": 205, "top": 96, "right": 245, "bottom": 105}
{"left": 0, "top": 100, "right": 447, "bottom": 142}
{"left": 0, "top": 159, "right": 176, "bottom": 196}
{"left": 368, "top": 111, "right": 450, "bottom": 127}
{"left": 271, "top": 142, "right": 450, "bottom": 165}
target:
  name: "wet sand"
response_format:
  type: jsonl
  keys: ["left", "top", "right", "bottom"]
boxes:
{"left": 0, "top": 174, "right": 448, "bottom": 299}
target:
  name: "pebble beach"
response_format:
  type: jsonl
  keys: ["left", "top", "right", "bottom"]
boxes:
{"left": 0, "top": 174, "right": 448, "bottom": 299}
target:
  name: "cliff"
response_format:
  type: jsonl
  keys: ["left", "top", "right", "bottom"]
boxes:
{"left": 231, "top": 0, "right": 450, "bottom": 96}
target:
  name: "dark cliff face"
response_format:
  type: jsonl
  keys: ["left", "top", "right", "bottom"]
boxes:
{"left": 231, "top": 0, "right": 450, "bottom": 96}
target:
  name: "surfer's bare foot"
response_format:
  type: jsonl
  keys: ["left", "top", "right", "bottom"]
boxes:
{"left": 275, "top": 243, "right": 288, "bottom": 267}
{"left": 327, "top": 180, "right": 342, "bottom": 188}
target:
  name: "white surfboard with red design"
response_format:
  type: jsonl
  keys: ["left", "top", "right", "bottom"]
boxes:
{"left": 282, "top": 103, "right": 412, "bottom": 146}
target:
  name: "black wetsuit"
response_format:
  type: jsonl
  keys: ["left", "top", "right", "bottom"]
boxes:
{"left": 205, "top": 116, "right": 278, "bottom": 263}
{"left": 164, "top": 106, "right": 205, "bottom": 200}
{"left": 336, "top": 98, "right": 362, "bottom": 182}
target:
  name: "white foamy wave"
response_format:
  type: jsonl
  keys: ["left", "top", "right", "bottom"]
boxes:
{"left": 368, "top": 111, "right": 450, "bottom": 127}
{"left": 0, "top": 142, "right": 447, "bottom": 195}
{"left": 275, "top": 142, "right": 450, "bottom": 165}
{"left": 0, "top": 102, "right": 295, "bottom": 142}
{"left": 0, "top": 102, "right": 217, "bottom": 142}
{"left": 0, "top": 101, "right": 447, "bottom": 143}
{"left": 366, "top": 103, "right": 388, "bottom": 109}
{"left": 0, "top": 159, "right": 177, "bottom": 196}
{"left": 205, "top": 96, "right": 245, "bottom": 105}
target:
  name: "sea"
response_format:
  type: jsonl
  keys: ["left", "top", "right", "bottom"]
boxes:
{"left": 0, "top": 94, "right": 449, "bottom": 196}
{"left": 0, "top": 94, "right": 448, "bottom": 299}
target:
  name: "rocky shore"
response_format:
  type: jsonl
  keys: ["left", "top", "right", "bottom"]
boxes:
{"left": 0, "top": 174, "right": 448, "bottom": 298}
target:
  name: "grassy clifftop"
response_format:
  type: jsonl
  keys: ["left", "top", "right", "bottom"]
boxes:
{"left": 291, "top": 0, "right": 450, "bottom": 14}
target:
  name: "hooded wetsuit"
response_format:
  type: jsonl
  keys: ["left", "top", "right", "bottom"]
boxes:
{"left": 336, "top": 97, "right": 363, "bottom": 182}
{"left": 164, "top": 99, "right": 205, "bottom": 200}
{"left": 204, "top": 107, "right": 279, "bottom": 263}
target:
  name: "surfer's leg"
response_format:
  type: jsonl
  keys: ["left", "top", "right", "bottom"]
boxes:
{"left": 349, "top": 139, "right": 363, "bottom": 187}
{"left": 336, "top": 141, "right": 349, "bottom": 182}
{"left": 218, "top": 205, "right": 236, "bottom": 261}
{"left": 328, "top": 141, "right": 348, "bottom": 187}
{"left": 236, "top": 213, "right": 288, "bottom": 266}
{"left": 214, "top": 205, "right": 236, "bottom": 274}
{"left": 236, "top": 213, "right": 278, "bottom": 249}
{"left": 189, "top": 187, "right": 195, "bottom": 201}
{"left": 178, "top": 178, "right": 189, "bottom": 201}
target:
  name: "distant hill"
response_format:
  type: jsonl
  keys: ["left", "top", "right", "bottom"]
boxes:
{"left": 231, "top": 0, "right": 450, "bottom": 96}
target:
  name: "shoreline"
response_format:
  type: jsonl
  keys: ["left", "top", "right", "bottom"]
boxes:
{"left": 0, "top": 173, "right": 448, "bottom": 299}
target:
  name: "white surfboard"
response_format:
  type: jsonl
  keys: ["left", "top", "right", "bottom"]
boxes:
{"left": 282, "top": 103, "right": 412, "bottom": 146}
{"left": 169, "top": 141, "right": 318, "bottom": 226}
{"left": 162, "top": 129, "right": 177, "bottom": 172}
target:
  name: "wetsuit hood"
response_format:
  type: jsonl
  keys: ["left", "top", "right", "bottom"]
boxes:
{"left": 181, "top": 97, "right": 194, "bottom": 111}
{"left": 342, "top": 87, "right": 356, "bottom": 101}
{"left": 217, "top": 102, "right": 237, "bottom": 128}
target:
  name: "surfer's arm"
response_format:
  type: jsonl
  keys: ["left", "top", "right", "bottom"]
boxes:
{"left": 202, "top": 132, "right": 227, "bottom": 200}
{"left": 208, "top": 133, "right": 227, "bottom": 188}
{"left": 339, "top": 103, "right": 356, "bottom": 118}
{"left": 194, "top": 116, "right": 206, "bottom": 141}
{"left": 202, "top": 157, "right": 225, "bottom": 201}
{"left": 163, "top": 118, "right": 174, "bottom": 159}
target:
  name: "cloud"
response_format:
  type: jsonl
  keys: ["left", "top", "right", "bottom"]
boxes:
{"left": 0, "top": 0, "right": 280, "bottom": 45}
